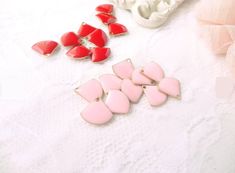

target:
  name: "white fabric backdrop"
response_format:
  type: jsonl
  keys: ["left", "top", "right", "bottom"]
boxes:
{"left": 0, "top": 0, "right": 235, "bottom": 173}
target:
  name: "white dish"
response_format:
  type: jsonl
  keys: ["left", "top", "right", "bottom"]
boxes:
{"left": 109, "top": 0, "right": 185, "bottom": 28}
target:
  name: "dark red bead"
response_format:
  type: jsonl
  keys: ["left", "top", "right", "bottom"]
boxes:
{"left": 87, "top": 29, "right": 108, "bottom": 47}
{"left": 95, "top": 4, "right": 113, "bottom": 14}
{"left": 61, "top": 32, "right": 80, "bottom": 46}
{"left": 77, "top": 23, "right": 97, "bottom": 38}
{"left": 108, "top": 23, "right": 128, "bottom": 36}
{"left": 91, "top": 47, "right": 111, "bottom": 62}
{"left": 66, "top": 45, "right": 91, "bottom": 59}
{"left": 96, "top": 13, "right": 116, "bottom": 25}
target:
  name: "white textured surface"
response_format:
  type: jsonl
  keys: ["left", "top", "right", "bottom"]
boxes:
{"left": 0, "top": 0, "right": 235, "bottom": 173}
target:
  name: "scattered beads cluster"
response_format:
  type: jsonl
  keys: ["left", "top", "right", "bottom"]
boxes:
{"left": 32, "top": 4, "right": 128, "bottom": 63}
{"left": 75, "top": 59, "right": 181, "bottom": 125}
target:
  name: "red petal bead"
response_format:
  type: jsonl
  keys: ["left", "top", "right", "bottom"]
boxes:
{"left": 96, "top": 13, "right": 116, "bottom": 25}
{"left": 66, "top": 45, "right": 91, "bottom": 59}
{"left": 95, "top": 4, "right": 113, "bottom": 14}
{"left": 61, "top": 32, "right": 80, "bottom": 46}
{"left": 87, "top": 29, "right": 108, "bottom": 47}
{"left": 108, "top": 23, "right": 128, "bottom": 36}
{"left": 91, "top": 47, "right": 111, "bottom": 62}
{"left": 32, "top": 40, "right": 58, "bottom": 56}
{"left": 77, "top": 23, "right": 97, "bottom": 38}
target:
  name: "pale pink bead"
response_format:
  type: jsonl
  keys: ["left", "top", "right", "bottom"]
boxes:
{"left": 159, "top": 77, "right": 181, "bottom": 98}
{"left": 121, "top": 79, "right": 143, "bottom": 103}
{"left": 142, "top": 62, "right": 164, "bottom": 82}
{"left": 112, "top": 59, "right": 134, "bottom": 79}
{"left": 144, "top": 86, "right": 167, "bottom": 106}
{"left": 132, "top": 68, "right": 152, "bottom": 85}
{"left": 75, "top": 79, "right": 103, "bottom": 102}
{"left": 81, "top": 100, "right": 113, "bottom": 125}
{"left": 99, "top": 74, "right": 122, "bottom": 93}
{"left": 105, "top": 90, "right": 130, "bottom": 114}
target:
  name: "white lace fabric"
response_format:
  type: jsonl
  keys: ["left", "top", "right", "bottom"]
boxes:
{"left": 0, "top": 0, "right": 235, "bottom": 173}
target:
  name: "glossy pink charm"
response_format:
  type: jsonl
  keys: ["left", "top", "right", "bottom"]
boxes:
{"left": 75, "top": 79, "right": 103, "bottom": 102}
{"left": 77, "top": 23, "right": 97, "bottom": 38}
{"left": 159, "top": 77, "right": 181, "bottom": 98}
{"left": 87, "top": 29, "right": 108, "bottom": 47}
{"left": 66, "top": 45, "right": 91, "bottom": 59}
{"left": 81, "top": 100, "right": 113, "bottom": 125}
{"left": 95, "top": 4, "right": 113, "bottom": 14}
{"left": 112, "top": 59, "right": 134, "bottom": 79}
{"left": 75, "top": 60, "right": 181, "bottom": 125}
{"left": 108, "top": 23, "right": 128, "bottom": 36}
{"left": 91, "top": 47, "right": 111, "bottom": 62}
{"left": 132, "top": 68, "right": 152, "bottom": 85}
{"left": 99, "top": 74, "right": 122, "bottom": 93}
{"left": 32, "top": 40, "right": 58, "bottom": 56}
{"left": 96, "top": 13, "right": 116, "bottom": 25}
{"left": 61, "top": 32, "right": 80, "bottom": 47}
{"left": 144, "top": 86, "right": 167, "bottom": 106}
{"left": 105, "top": 90, "right": 130, "bottom": 114}
{"left": 142, "top": 62, "right": 164, "bottom": 82}
{"left": 121, "top": 79, "right": 143, "bottom": 103}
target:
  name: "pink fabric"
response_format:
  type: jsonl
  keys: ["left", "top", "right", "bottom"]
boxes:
{"left": 197, "top": 0, "right": 235, "bottom": 25}
{"left": 196, "top": 0, "right": 235, "bottom": 72}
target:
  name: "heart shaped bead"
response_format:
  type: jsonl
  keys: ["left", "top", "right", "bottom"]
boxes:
{"left": 142, "top": 62, "right": 164, "bottom": 82}
{"left": 77, "top": 23, "right": 97, "bottom": 38}
{"left": 108, "top": 23, "right": 128, "bottom": 36}
{"left": 112, "top": 59, "right": 134, "bottom": 79}
{"left": 75, "top": 79, "right": 103, "bottom": 102}
{"left": 61, "top": 32, "right": 80, "bottom": 47}
{"left": 81, "top": 100, "right": 113, "bottom": 125}
{"left": 66, "top": 45, "right": 91, "bottom": 59}
{"left": 99, "top": 74, "right": 122, "bottom": 93}
{"left": 95, "top": 4, "right": 113, "bottom": 14}
{"left": 91, "top": 47, "right": 111, "bottom": 62}
{"left": 105, "top": 90, "right": 130, "bottom": 114}
{"left": 87, "top": 29, "right": 108, "bottom": 47}
{"left": 32, "top": 40, "right": 58, "bottom": 56}
{"left": 96, "top": 13, "right": 117, "bottom": 25}
{"left": 159, "top": 77, "right": 181, "bottom": 98}
{"left": 144, "top": 86, "right": 167, "bottom": 106}
{"left": 121, "top": 79, "right": 143, "bottom": 103}
{"left": 132, "top": 68, "right": 152, "bottom": 85}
